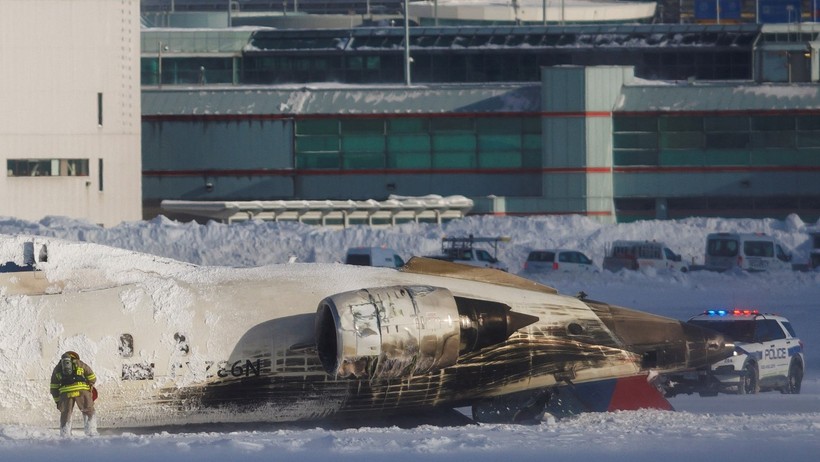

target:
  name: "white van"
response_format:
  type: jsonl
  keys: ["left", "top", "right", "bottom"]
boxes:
{"left": 345, "top": 247, "right": 405, "bottom": 268}
{"left": 705, "top": 233, "right": 792, "bottom": 272}
{"left": 603, "top": 240, "right": 688, "bottom": 272}
{"left": 523, "top": 249, "right": 598, "bottom": 274}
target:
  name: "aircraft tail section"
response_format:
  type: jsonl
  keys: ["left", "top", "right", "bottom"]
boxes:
{"left": 546, "top": 374, "right": 673, "bottom": 416}
{"left": 473, "top": 374, "right": 672, "bottom": 424}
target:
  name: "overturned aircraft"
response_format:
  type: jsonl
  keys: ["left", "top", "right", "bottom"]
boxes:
{"left": 0, "top": 236, "right": 733, "bottom": 428}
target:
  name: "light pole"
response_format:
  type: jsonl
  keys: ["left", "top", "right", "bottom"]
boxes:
{"left": 561, "top": 0, "right": 565, "bottom": 25}
{"left": 157, "top": 41, "right": 163, "bottom": 87}
{"left": 543, "top": 0, "right": 547, "bottom": 25}
{"left": 404, "top": 0, "right": 411, "bottom": 86}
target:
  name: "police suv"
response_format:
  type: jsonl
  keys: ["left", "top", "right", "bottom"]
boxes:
{"left": 661, "top": 310, "right": 805, "bottom": 397}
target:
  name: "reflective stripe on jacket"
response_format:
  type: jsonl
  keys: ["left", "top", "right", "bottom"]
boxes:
{"left": 50, "top": 360, "right": 96, "bottom": 401}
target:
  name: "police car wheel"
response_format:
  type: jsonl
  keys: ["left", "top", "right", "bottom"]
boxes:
{"left": 738, "top": 362, "right": 759, "bottom": 395}
{"left": 782, "top": 361, "right": 803, "bottom": 395}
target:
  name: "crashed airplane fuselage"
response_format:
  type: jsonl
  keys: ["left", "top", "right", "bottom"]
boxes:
{"left": 0, "top": 236, "right": 733, "bottom": 427}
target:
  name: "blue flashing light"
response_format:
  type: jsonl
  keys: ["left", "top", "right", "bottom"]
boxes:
{"left": 706, "top": 310, "right": 728, "bottom": 316}
{"left": 704, "top": 309, "right": 759, "bottom": 316}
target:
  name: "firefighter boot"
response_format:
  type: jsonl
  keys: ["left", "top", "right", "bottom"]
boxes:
{"left": 83, "top": 414, "right": 98, "bottom": 436}
{"left": 60, "top": 421, "right": 72, "bottom": 438}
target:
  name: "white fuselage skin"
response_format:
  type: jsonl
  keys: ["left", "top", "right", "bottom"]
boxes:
{"left": 0, "top": 236, "right": 717, "bottom": 428}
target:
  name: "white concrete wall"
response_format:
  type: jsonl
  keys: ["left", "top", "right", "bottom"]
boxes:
{"left": 0, "top": 0, "right": 141, "bottom": 227}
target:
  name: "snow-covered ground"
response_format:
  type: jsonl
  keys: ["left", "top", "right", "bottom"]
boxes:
{"left": 1, "top": 213, "right": 819, "bottom": 461}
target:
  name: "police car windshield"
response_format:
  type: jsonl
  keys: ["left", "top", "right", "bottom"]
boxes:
{"left": 689, "top": 319, "right": 755, "bottom": 343}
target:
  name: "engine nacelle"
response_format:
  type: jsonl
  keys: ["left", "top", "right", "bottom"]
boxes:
{"left": 315, "top": 286, "right": 461, "bottom": 380}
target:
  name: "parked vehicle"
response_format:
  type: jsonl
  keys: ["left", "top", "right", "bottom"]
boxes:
{"left": 704, "top": 233, "right": 792, "bottom": 272}
{"left": 345, "top": 247, "right": 405, "bottom": 268}
{"left": 427, "top": 235, "right": 509, "bottom": 271}
{"left": 523, "top": 249, "right": 598, "bottom": 274}
{"left": 810, "top": 231, "right": 820, "bottom": 270}
{"left": 661, "top": 310, "right": 805, "bottom": 397}
{"left": 602, "top": 240, "right": 687, "bottom": 272}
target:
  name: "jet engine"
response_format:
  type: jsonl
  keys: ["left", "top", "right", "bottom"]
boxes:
{"left": 315, "top": 285, "right": 538, "bottom": 380}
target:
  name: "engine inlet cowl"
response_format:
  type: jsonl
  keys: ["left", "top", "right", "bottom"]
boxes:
{"left": 315, "top": 286, "right": 461, "bottom": 380}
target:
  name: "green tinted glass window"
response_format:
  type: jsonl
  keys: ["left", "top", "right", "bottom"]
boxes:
{"left": 522, "top": 118, "right": 541, "bottom": 134}
{"left": 661, "top": 132, "right": 703, "bottom": 149}
{"left": 341, "top": 135, "right": 384, "bottom": 152}
{"left": 613, "top": 117, "right": 657, "bottom": 132}
{"left": 613, "top": 133, "right": 658, "bottom": 149}
{"left": 659, "top": 149, "right": 705, "bottom": 166}
{"left": 365, "top": 56, "right": 380, "bottom": 70}
{"left": 388, "top": 134, "right": 431, "bottom": 152}
{"left": 433, "top": 151, "right": 476, "bottom": 168}
{"left": 705, "top": 133, "right": 748, "bottom": 149}
{"left": 522, "top": 149, "right": 541, "bottom": 167}
{"left": 343, "top": 152, "right": 385, "bottom": 169}
{"left": 522, "top": 134, "right": 541, "bottom": 150}
{"left": 347, "top": 56, "right": 363, "bottom": 70}
{"left": 296, "top": 153, "right": 340, "bottom": 169}
{"left": 479, "top": 151, "right": 522, "bottom": 168}
{"left": 295, "top": 136, "right": 339, "bottom": 153}
{"left": 388, "top": 152, "right": 432, "bottom": 169}
{"left": 660, "top": 116, "right": 702, "bottom": 131}
{"left": 475, "top": 118, "right": 521, "bottom": 134}
{"left": 704, "top": 117, "right": 748, "bottom": 132}
{"left": 751, "top": 116, "right": 794, "bottom": 131}
{"left": 432, "top": 118, "right": 473, "bottom": 132}
{"left": 750, "top": 131, "right": 795, "bottom": 148}
{"left": 296, "top": 120, "right": 338, "bottom": 135}
{"left": 433, "top": 134, "right": 476, "bottom": 151}
{"left": 797, "top": 131, "right": 820, "bottom": 148}
{"left": 704, "top": 151, "right": 749, "bottom": 165}
{"left": 797, "top": 116, "right": 820, "bottom": 130}
{"left": 388, "top": 119, "right": 429, "bottom": 133}
{"left": 613, "top": 150, "right": 658, "bottom": 165}
{"left": 478, "top": 135, "right": 521, "bottom": 151}
{"left": 341, "top": 119, "right": 384, "bottom": 134}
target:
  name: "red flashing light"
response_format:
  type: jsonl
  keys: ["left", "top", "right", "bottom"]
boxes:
{"left": 731, "top": 309, "right": 759, "bottom": 316}
{"left": 705, "top": 309, "right": 760, "bottom": 316}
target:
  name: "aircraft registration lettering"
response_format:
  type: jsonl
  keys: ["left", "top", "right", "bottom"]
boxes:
{"left": 170, "top": 359, "right": 266, "bottom": 378}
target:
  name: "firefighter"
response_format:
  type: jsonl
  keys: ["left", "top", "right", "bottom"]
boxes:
{"left": 49, "top": 351, "right": 97, "bottom": 437}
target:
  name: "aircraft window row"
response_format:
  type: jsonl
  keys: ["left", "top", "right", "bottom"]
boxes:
{"left": 118, "top": 332, "right": 190, "bottom": 358}
{"left": 119, "top": 334, "right": 134, "bottom": 358}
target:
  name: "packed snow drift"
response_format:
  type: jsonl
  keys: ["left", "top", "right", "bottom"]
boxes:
{"left": 1, "top": 213, "right": 819, "bottom": 461}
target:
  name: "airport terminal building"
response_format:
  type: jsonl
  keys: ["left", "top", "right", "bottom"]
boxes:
{"left": 142, "top": 23, "right": 820, "bottom": 223}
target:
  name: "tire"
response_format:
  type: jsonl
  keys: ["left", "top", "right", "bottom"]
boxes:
{"left": 781, "top": 360, "right": 803, "bottom": 394}
{"left": 737, "top": 362, "right": 759, "bottom": 395}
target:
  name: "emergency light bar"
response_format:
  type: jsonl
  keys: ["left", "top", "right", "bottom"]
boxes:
{"left": 704, "top": 309, "right": 760, "bottom": 316}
